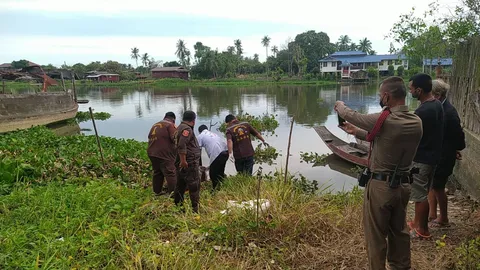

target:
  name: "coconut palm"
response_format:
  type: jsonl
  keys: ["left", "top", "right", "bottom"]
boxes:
{"left": 271, "top": 45, "right": 279, "bottom": 57}
{"left": 176, "top": 39, "right": 191, "bottom": 67}
{"left": 141, "top": 53, "right": 150, "bottom": 67}
{"left": 261, "top": 35, "right": 271, "bottom": 59}
{"left": 337, "top": 35, "right": 351, "bottom": 51}
{"left": 131, "top": 47, "right": 140, "bottom": 67}
{"left": 349, "top": 43, "right": 358, "bottom": 51}
{"left": 358, "top": 38, "right": 373, "bottom": 54}
{"left": 234, "top": 39, "right": 243, "bottom": 56}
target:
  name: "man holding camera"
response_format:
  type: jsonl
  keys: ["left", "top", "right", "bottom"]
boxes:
{"left": 335, "top": 76, "right": 423, "bottom": 270}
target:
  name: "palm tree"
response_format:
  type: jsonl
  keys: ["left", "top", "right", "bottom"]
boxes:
{"left": 271, "top": 45, "right": 279, "bottom": 57}
{"left": 141, "top": 53, "right": 150, "bottom": 67}
{"left": 176, "top": 39, "right": 191, "bottom": 67}
{"left": 358, "top": 38, "right": 373, "bottom": 54}
{"left": 349, "top": 43, "right": 358, "bottom": 51}
{"left": 234, "top": 39, "right": 243, "bottom": 56}
{"left": 261, "top": 35, "right": 271, "bottom": 77}
{"left": 337, "top": 35, "right": 351, "bottom": 51}
{"left": 131, "top": 47, "right": 140, "bottom": 67}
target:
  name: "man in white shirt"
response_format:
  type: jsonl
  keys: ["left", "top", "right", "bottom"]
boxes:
{"left": 197, "top": 125, "right": 229, "bottom": 190}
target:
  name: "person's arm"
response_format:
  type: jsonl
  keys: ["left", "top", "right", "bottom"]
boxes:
{"left": 226, "top": 131, "right": 234, "bottom": 155}
{"left": 450, "top": 112, "right": 466, "bottom": 151}
{"left": 249, "top": 125, "right": 265, "bottom": 143}
{"left": 168, "top": 123, "right": 176, "bottom": 143}
{"left": 177, "top": 129, "right": 191, "bottom": 169}
{"left": 339, "top": 122, "right": 368, "bottom": 140}
{"left": 335, "top": 101, "right": 379, "bottom": 134}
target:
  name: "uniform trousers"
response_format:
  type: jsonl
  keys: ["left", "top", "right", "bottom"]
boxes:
{"left": 174, "top": 161, "right": 201, "bottom": 213}
{"left": 148, "top": 156, "right": 176, "bottom": 194}
{"left": 364, "top": 179, "right": 411, "bottom": 270}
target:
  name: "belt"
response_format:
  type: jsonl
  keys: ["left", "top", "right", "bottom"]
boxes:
{"left": 371, "top": 172, "right": 411, "bottom": 184}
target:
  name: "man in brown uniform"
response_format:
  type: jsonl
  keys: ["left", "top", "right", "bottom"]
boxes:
{"left": 225, "top": 114, "right": 266, "bottom": 176}
{"left": 335, "top": 76, "right": 423, "bottom": 270}
{"left": 147, "top": 112, "right": 177, "bottom": 196}
{"left": 174, "top": 111, "right": 202, "bottom": 213}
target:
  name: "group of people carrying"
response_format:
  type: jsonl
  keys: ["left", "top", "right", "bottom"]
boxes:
{"left": 147, "top": 111, "right": 265, "bottom": 213}
{"left": 336, "top": 74, "right": 465, "bottom": 270}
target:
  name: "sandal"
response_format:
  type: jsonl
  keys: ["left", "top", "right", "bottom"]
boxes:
{"left": 409, "top": 228, "right": 432, "bottom": 240}
{"left": 429, "top": 220, "right": 451, "bottom": 228}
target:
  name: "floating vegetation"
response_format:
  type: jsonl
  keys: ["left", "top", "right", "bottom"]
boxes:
{"left": 300, "top": 152, "right": 327, "bottom": 166}
{"left": 218, "top": 113, "right": 279, "bottom": 135}
{"left": 75, "top": 111, "right": 112, "bottom": 123}
{"left": 254, "top": 144, "right": 280, "bottom": 165}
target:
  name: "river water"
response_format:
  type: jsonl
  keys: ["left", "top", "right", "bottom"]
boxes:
{"left": 75, "top": 84, "right": 418, "bottom": 191}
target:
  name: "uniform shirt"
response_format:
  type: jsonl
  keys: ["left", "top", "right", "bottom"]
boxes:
{"left": 414, "top": 99, "right": 444, "bottom": 165}
{"left": 441, "top": 99, "right": 465, "bottom": 155}
{"left": 226, "top": 121, "right": 259, "bottom": 160}
{"left": 337, "top": 104, "right": 423, "bottom": 173}
{"left": 197, "top": 130, "right": 228, "bottom": 165}
{"left": 175, "top": 122, "right": 201, "bottom": 164}
{"left": 147, "top": 118, "right": 177, "bottom": 161}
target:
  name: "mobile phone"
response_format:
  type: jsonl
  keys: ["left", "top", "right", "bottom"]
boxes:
{"left": 338, "top": 114, "right": 346, "bottom": 126}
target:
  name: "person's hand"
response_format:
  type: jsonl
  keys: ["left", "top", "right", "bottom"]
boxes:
{"left": 456, "top": 151, "right": 463, "bottom": 160}
{"left": 229, "top": 154, "right": 235, "bottom": 163}
{"left": 334, "top": 101, "right": 345, "bottom": 112}
{"left": 263, "top": 142, "right": 270, "bottom": 147}
{"left": 180, "top": 160, "right": 188, "bottom": 170}
{"left": 339, "top": 122, "right": 358, "bottom": 135}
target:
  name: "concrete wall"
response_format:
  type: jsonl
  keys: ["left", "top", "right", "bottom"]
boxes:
{"left": 0, "top": 93, "right": 78, "bottom": 133}
{"left": 453, "top": 129, "right": 480, "bottom": 200}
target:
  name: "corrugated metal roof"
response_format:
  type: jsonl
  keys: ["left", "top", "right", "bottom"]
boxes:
{"left": 86, "top": 73, "right": 119, "bottom": 78}
{"left": 319, "top": 53, "right": 407, "bottom": 63}
{"left": 423, "top": 58, "right": 453, "bottom": 66}
{"left": 331, "top": 51, "right": 367, "bottom": 56}
{"left": 151, "top": 66, "right": 189, "bottom": 72}
{"left": 0, "top": 63, "right": 12, "bottom": 68}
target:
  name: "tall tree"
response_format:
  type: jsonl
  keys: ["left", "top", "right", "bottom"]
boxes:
{"left": 234, "top": 39, "right": 243, "bottom": 56}
{"left": 131, "top": 47, "right": 140, "bottom": 68}
{"left": 294, "top": 30, "right": 335, "bottom": 72}
{"left": 349, "top": 43, "right": 358, "bottom": 51}
{"left": 337, "top": 35, "right": 352, "bottom": 51}
{"left": 194, "top": 42, "right": 210, "bottom": 64}
{"left": 141, "top": 53, "right": 150, "bottom": 67}
{"left": 176, "top": 39, "right": 191, "bottom": 67}
{"left": 271, "top": 45, "right": 279, "bottom": 57}
{"left": 253, "top": 54, "right": 259, "bottom": 62}
{"left": 261, "top": 35, "right": 271, "bottom": 76}
{"left": 358, "top": 38, "right": 373, "bottom": 54}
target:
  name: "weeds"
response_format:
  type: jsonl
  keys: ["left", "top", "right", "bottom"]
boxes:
{"left": 300, "top": 151, "right": 327, "bottom": 166}
{"left": 75, "top": 111, "right": 112, "bottom": 123}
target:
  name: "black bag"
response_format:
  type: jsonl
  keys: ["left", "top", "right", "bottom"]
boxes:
{"left": 358, "top": 167, "right": 371, "bottom": 187}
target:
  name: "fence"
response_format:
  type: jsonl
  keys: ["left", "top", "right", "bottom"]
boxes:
{"left": 449, "top": 36, "right": 480, "bottom": 200}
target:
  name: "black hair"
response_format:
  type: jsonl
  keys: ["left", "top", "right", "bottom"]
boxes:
{"left": 182, "top": 111, "right": 196, "bottom": 122}
{"left": 409, "top": 73, "right": 432, "bottom": 93}
{"left": 164, "top": 112, "right": 176, "bottom": 119}
{"left": 380, "top": 76, "right": 407, "bottom": 99}
{"left": 225, "top": 114, "right": 236, "bottom": 123}
{"left": 198, "top": 125, "right": 208, "bottom": 133}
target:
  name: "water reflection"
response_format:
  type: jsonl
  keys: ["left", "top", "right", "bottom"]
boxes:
{"left": 76, "top": 83, "right": 402, "bottom": 191}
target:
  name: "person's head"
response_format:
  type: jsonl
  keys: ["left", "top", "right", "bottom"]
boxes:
{"left": 182, "top": 110, "right": 196, "bottom": 125}
{"left": 198, "top": 124, "right": 208, "bottom": 133}
{"left": 431, "top": 79, "right": 450, "bottom": 101}
{"left": 378, "top": 76, "right": 408, "bottom": 108}
{"left": 225, "top": 114, "right": 236, "bottom": 124}
{"left": 164, "top": 111, "right": 176, "bottom": 121}
{"left": 409, "top": 73, "right": 432, "bottom": 99}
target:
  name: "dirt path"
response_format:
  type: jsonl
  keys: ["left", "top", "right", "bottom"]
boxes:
{"left": 408, "top": 194, "right": 480, "bottom": 269}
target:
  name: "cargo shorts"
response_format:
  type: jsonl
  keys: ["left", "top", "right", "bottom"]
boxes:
{"left": 410, "top": 162, "right": 435, "bottom": 202}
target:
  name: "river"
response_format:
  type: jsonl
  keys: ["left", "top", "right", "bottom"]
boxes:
{"left": 75, "top": 84, "right": 418, "bottom": 191}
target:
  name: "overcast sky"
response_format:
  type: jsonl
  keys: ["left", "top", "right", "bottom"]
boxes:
{"left": 0, "top": 0, "right": 460, "bottom": 66}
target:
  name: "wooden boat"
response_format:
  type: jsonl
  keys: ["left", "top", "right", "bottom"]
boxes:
{"left": 314, "top": 126, "right": 368, "bottom": 167}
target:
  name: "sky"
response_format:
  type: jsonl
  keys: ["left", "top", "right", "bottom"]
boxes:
{"left": 0, "top": 0, "right": 461, "bottom": 66}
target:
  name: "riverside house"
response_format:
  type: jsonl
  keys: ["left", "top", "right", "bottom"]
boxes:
{"left": 319, "top": 51, "right": 408, "bottom": 79}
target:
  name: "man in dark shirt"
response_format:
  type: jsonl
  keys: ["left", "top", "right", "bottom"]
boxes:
{"left": 225, "top": 114, "right": 266, "bottom": 176}
{"left": 147, "top": 112, "right": 177, "bottom": 196}
{"left": 174, "top": 111, "right": 202, "bottom": 213}
{"left": 408, "top": 73, "right": 444, "bottom": 239}
{"left": 429, "top": 79, "right": 466, "bottom": 227}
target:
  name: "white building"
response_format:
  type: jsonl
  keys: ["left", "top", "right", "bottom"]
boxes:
{"left": 319, "top": 51, "right": 408, "bottom": 78}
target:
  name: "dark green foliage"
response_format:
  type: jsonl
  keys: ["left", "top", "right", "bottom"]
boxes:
{"left": 11, "top": 60, "right": 30, "bottom": 69}
{"left": 397, "top": 65, "right": 405, "bottom": 76}
{"left": 388, "top": 65, "right": 395, "bottom": 76}
{"left": 75, "top": 111, "right": 112, "bottom": 123}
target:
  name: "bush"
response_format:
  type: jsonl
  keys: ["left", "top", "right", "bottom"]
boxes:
{"left": 311, "top": 67, "right": 320, "bottom": 76}
{"left": 304, "top": 73, "right": 313, "bottom": 81}
{"left": 367, "top": 66, "right": 378, "bottom": 78}
{"left": 388, "top": 65, "right": 395, "bottom": 76}
{"left": 407, "top": 66, "right": 422, "bottom": 77}
{"left": 397, "top": 66, "right": 405, "bottom": 77}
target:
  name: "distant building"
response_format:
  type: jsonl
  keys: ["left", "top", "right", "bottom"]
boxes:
{"left": 85, "top": 71, "right": 120, "bottom": 82}
{"left": 318, "top": 51, "right": 408, "bottom": 78}
{"left": 0, "top": 63, "right": 14, "bottom": 71}
{"left": 151, "top": 66, "right": 189, "bottom": 80}
{"left": 423, "top": 58, "right": 453, "bottom": 69}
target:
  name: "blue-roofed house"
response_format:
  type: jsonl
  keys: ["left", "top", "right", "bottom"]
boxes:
{"left": 318, "top": 51, "right": 408, "bottom": 78}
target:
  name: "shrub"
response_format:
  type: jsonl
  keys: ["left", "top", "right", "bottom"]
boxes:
{"left": 388, "top": 65, "right": 395, "bottom": 76}
{"left": 397, "top": 65, "right": 405, "bottom": 77}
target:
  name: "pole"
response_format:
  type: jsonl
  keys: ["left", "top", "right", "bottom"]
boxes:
{"left": 60, "top": 72, "right": 66, "bottom": 92}
{"left": 71, "top": 71, "right": 77, "bottom": 102}
{"left": 284, "top": 116, "right": 295, "bottom": 183}
{"left": 89, "top": 107, "right": 105, "bottom": 167}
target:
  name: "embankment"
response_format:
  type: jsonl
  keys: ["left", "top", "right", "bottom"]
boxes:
{"left": 0, "top": 92, "right": 78, "bottom": 133}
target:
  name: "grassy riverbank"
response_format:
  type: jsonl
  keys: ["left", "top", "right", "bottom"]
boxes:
{"left": 0, "top": 127, "right": 478, "bottom": 269}
{"left": 1, "top": 78, "right": 338, "bottom": 92}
